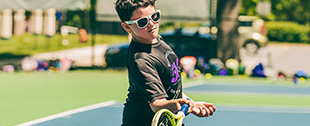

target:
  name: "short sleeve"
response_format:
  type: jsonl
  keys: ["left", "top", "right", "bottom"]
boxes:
{"left": 131, "top": 57, "right": 168, "bottom": 102}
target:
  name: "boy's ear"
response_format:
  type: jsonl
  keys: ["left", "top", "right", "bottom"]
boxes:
{"left": 121, "top": 22, "right": 132, "bottom": 33}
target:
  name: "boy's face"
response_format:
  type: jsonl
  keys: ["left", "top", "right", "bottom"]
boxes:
{"left": 122, "top": 5, "right": 159, "bottom": 44}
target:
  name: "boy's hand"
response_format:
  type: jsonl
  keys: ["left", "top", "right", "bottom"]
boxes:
{"left": 191, "top": 102, "right": 216, "bottom": 117}
{"left": 175, "top": 98, "right": 194, "bottom": 115}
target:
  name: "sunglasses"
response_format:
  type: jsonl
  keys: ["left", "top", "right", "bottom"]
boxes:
{"left": 125, "top": 10, "right": 161, "bottom": 29}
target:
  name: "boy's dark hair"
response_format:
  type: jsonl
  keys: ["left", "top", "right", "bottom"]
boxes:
{"left": 115, "top": 0, "right": 156, "bottom": 22}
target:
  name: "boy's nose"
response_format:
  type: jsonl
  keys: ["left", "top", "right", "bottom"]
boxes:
{"left": 148, "top": 18, "right": 155, "bottom": 26}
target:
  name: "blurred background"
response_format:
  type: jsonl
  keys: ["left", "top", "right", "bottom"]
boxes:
{"left": 0, "top": 0, "right": 310, "bottom": 126}
{"left": 0, "top": 0, "right": 309, "bottom": 75}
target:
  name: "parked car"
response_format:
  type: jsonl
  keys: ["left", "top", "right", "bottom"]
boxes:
{"left": 160, "top": 28, "right": 217, "bottom": 61}
{"left": 238, "top": 16, "right": 268, "bottom": 54}
{"left": 104, "top": 28, "right": 217, "bottom": 68}
{"left": 104, "top": 43, "right": 129, "bottom": 68}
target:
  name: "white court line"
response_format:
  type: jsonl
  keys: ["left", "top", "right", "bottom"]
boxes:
{"left": 183, "top": 80, "right": 205, "bottom": 88}
{"left": 16, "top": 100, "right": 117, "bottom": 126}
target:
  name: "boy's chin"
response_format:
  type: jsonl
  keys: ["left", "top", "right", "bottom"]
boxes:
{"left": 143, "top": 33, "right": 158, "bottom": 40}
{"left": 151, "top": 33, "right": 159, "bottom": 38}
{"left": 150, "top": 31, "right": 159, "bottom": 38}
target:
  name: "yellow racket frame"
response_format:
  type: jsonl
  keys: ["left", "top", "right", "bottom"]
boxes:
{"left": 151, "top": 109, "right": 186, "bottom": 126}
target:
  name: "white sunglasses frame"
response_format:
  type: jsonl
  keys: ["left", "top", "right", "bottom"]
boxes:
{"left": 124, "top": 10, "right": 161, "bottom": 29}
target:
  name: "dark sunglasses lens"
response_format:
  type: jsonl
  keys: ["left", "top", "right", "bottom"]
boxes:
{"left": 137, "top": 18, "right": 148, "bottom": 28}
{"left": 151, "top": 12, "right": 160, "bottom": 22}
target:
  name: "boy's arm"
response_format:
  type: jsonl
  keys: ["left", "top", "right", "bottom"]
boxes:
{"left": 149, "top": 98, "right": 193, "bottom": 114}
{"left": 149, "top": 93, "right": 215, "bottom": 117}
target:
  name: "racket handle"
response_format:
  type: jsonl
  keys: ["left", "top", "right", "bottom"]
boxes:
{"left": 180, "top": 103, "right": 189, "bottom": 115}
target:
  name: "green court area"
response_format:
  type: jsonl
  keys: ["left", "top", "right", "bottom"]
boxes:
{"left": 186, "top": 76, "right": 310, "bottom": 108}
{"left": 1, "top": 70, "right": 310, "bottom": 126}
{"left": 0, "top": 70, "right": 129, "bottom": 126}
{"left": 188, "top": 93, "right": 310, "bottom": 108}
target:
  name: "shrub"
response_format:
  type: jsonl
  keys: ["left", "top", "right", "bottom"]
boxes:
{"left": 265, "top": 21, "right": 309, "bottom": 43}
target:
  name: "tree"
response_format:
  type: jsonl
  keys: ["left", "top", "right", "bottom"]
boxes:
{"left": 241, "top": 0, "right": 310, "bottom": 24}
{"left": 240, "top": 0, "right": 257, "bottom": 16}
{"left": 216, "top": 0, "right": 243, "bottom": 62}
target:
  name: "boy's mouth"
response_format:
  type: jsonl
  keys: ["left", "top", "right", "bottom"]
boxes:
{"left": 148, "top": 26, "right": 157, "bottom": 33}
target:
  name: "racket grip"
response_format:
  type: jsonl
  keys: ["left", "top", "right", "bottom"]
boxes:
{"left": 180, "top": 103, "right": 189, "bottom": 114}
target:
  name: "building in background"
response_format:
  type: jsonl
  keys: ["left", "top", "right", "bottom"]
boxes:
{"left": 0, "top": 0, "right": 87, "bottom": 39}
{"left": 0, "top": 9, "right": 13, "bottom": 39}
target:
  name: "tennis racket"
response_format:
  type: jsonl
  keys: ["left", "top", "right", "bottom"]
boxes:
{"left": 151, "top": 103, "right": 189, "bottom": 126}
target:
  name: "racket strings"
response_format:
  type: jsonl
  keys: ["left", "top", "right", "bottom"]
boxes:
{"left": 158, "top": 112, "right": 176, "bottom": 126}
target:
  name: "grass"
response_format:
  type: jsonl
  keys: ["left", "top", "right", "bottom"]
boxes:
{"left": 0, "top": 22, "right": 204, "bottom": 57}
{"left": 270, "top": 41, "right": 310, "bottom": 45}
{"left": 1, "top": 70, "right": 310, "bottom": 126}
{"left": 0, "top": 33, "right": 128, "bottom": 56}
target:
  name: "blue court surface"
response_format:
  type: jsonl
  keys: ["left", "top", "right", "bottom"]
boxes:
{"left": 184, "top": 83, "right": 310, "bottom": 96}
{"left": 17, "top": 82, "right": 310, "bottom": 126}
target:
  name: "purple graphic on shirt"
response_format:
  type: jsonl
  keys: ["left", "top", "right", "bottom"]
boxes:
{"left": 171, "top": 58, "right": 180, "bottom": 83}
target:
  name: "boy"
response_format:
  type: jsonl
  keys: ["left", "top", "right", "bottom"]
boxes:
{"left": 115, "top": 0, "right": 216, "bottom": 125}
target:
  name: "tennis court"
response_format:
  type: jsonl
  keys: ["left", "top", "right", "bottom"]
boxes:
{"left": 15, "top": 79, "right": 310, "bottom": 126}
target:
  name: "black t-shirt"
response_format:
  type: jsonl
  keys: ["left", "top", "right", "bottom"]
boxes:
{"left": 122, "top": 36, "right": 183, "bottom": 126}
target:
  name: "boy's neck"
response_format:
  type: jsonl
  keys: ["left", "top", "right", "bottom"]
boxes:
{"left": 132, "top": 37, "right": 158, "bottom": 44}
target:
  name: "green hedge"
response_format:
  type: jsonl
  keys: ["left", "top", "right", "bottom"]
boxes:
{"left": 265, "top": 21, "right": 309, "bottom": 42}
